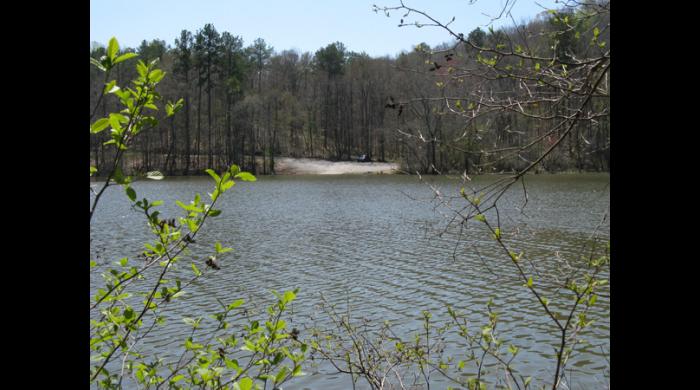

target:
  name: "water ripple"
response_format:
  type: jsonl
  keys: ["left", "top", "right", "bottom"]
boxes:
{"left": 91, "top": 174, "right": 609, "bottom": 389}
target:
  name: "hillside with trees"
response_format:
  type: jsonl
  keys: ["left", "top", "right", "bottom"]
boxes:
{"left": 90, "top": 2, "right": 609, "bottom": 176}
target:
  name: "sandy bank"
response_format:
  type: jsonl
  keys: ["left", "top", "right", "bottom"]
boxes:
{"left": 273, "top": 157, "right": 401, "bottom": 175}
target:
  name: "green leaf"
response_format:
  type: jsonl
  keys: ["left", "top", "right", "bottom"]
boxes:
{"left": 90, "top": 166, "right": 98, "bottom": 176}
{"left": 166, "top": 99, "right": 183, "bottom": 117}
{"left": 90, "top": 57, "right": 106, "bottom": 71}
{"left": 183, "top": 318, "right": 200, "bottom": 328}
{"left": 108, "top": 114, "right": 123, "bottom": 133}
{"left": 107, "top": 37, "right": 119, "bottom": 62}
{"left": 225, "top": 358, "right": 240, "bottom": 370}
{"left": 292, "top": 364, "right": 304, "bottom": 377}
{"left": 588, "top": 294, "right": 597, "bottom": 306}
{"left": 283, "top": 290, "right": 296, "bottom": 303}
{"left": 114, "top": 88, "right": 131, "bottom": 101}
{"left": 241, "top": 339, "right": 257, "bottom": 352}
{"left": 205, "top": 169, "right": 221, "bottom": 184}
{"left": 215, "top": 242, "right": 233, "bottom": 253}
{"left": 148, "top": 69, "right": 165, "bottom": 83}
{"left": 171, "top": 290, "right": 186, "bottom": 299}
{"left": 113, "top": 52, "right": 138, "bottom": 65}
{"left": 221, "top": 180, "right": 235, "bottom": 192}
{"left": 136, "top": 61, "right": 148, "bottom": 78}
{"left": 113, "top": 112, "right": 129, "bottom": 124}
{"left": 526, "top": 277, "right": 533, "bottom": 288}
{"left": 214, "top": 242, "right": 233, "bottom": 254}
{"left": 228, "top": 299, "right": 244, "bottom": 310}
{"left": 125, "top": 186, "right": 136, "bottom": 202}
{"left": 236, "top": 377, "right": 253, "bottom": 390}
{"left": 170, "top": 375, "right": 185, "bottom": 383}
{"left": 191, "top": 262, "right": 202, "bottom": 277}
{"left": 234, "top": 172, "right": 256, "bottom": 182}
{"left": 275, "top": 366, "right": 289, "bottom": 383}
{"left": 103, "top": 80, "right": 118, "bottom": 94}
{"left": 493, "top": 228, "right": 501, "bottom": 239}
{"left": 187, "top": 219, "right": 198, "bottom": 231}
{"left": 185, "top": 337, "right": 203, "bottom": 349}
{"left": 90, "top": 118, "right": 110, "bottom": 133}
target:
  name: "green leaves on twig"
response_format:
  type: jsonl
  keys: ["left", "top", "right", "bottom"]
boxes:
{"left": 206, "top": 165, "right": 256, "bottom": 203}
{"left": 90, "top": 40, "right": 304, "bottom": 390}
{"left": 91, "top": 37, "right": 138, "bottom": 72}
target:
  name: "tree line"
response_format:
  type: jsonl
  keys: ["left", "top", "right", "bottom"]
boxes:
{"left": 90, "top": 3, "right": 609, "bottom": 176}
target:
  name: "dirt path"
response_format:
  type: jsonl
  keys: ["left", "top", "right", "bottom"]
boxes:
{"left": 273, "top": 157, "right": 400, "bottom": 175}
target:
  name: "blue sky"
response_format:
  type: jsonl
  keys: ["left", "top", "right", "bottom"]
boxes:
{"left": 90, "top": 0, "right": 558, "bottom": 57}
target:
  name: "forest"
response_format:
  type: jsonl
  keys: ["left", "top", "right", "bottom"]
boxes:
{"left": 90, "top": 2, "right": 609, "bottom": 176}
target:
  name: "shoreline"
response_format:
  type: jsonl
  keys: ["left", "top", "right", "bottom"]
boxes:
{"left": 273, "top": 157, "right": 400, "bottom": 175}
{"left": 91, "top": 155, "right": 610, "bottom": 178}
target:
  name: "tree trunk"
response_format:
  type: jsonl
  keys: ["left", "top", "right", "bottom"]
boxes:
{"left": 184, "top": 91, "right": 191, "bottom": 175}
{"left": 271, "top": 98, "right": 278, "bottom": 174}
{"left": 207, "top": 72, "right": 213, "bottom": 169}
{"left": 165, "top": 116, "right": 176, "bottom": 175}
{"left": 196, "top": 82, "right": 202, "bottom": 171}
{"left": 226, "top": 93, "right": 233, "bottom": 166}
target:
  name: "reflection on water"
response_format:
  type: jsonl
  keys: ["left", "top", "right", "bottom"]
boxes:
{"left": 90, "top": 174, "right": 609, "bottom": 389}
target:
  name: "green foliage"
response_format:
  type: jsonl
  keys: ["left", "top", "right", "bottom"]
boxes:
{"left": 234, "top": 172, "right": 256, "bottom": 182}
{"left": 90, "top": 38, "right": 304, "bottom": 389}
{"left": 91, "top": 38, "right": 138, "bottom": 73}
{"left": 314, "top": 41, "right": 347, "bottom": 77}
{"left": 467, "top": 27, "right": 486, "bottom": 47}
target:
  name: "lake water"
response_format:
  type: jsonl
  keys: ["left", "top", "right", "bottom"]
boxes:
{"left": 90, "top": 174, "right": 610, "bottom": 389}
